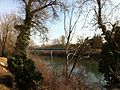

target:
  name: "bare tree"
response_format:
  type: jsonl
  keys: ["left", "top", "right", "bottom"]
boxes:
{"left": 52, "top": 38, "right": 60, "bottom": 45}
{"left": 59, "top": 35, "right": 66, "bottom": 46}
{"left": 52, "top": 35, "right": 66, "bottom": 46}
{"left": 0, "top": 13, "right": 18, "bottom": 56}
{"left": 13, "top": 0, "right": 65, "bottom": 59}
{"left": 63, "top": 0, "right": 80, "bottom": 79}
{"left": 63, "top": 0, "right": 90, "bottom": 79}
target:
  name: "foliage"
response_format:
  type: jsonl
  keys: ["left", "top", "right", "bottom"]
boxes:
{"left": 7, "top": 56, "right": 43, "bottom": 90}
{"left": 99, "top": 26, "right": 120, "bottom": 89}
{"left": 93, "top": 0, "right": 120, "bottom": 89}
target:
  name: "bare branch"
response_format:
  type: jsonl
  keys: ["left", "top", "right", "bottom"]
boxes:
{"left": 31, "top": 1, "right": 57, "bottom": 15}
{"left": 21, "top": 0, "right": 27, "bottom": 5}
{"left": 68, "top": 37, "right": 89, "bottom": 78}
{"left": 107, "top": 3, "right": 120, "bottom": 18}
{"left": 96, "top": 0, "right": 107, "bottom": 34}
{"left": 108, "top": 66, "right": 120, "bottom": 81}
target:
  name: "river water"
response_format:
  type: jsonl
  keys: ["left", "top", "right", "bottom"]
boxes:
{"left": 40, "top": 56, "right": 105, "bottom": 87}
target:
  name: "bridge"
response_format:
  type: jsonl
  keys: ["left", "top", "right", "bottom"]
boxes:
{"left": 28, "top": 48, "right": 101, "bottom": 56}
{"left": 28, "top": 48, "right": 67, "bottom": 57}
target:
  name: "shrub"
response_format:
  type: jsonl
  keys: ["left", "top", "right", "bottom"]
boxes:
{"left": 7, "top": 56, "right": 43, "bottom": 90}
{"left": 99, "top": 26, "right": 120, "bottom": 89}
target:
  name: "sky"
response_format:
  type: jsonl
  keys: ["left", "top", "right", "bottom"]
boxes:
{"left": 0, "top": 0, "right": 120, "bottom": 45}
{"left": 0, "top": 0, "right": 18, "bottom": 14}
{"left": 0, "top": 0, "right": 67, "bottom": 45}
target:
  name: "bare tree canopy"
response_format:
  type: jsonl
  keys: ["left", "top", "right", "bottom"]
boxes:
{"left": 0, "top": 12, "right": 18, "bottom": 56}
{"left": 13, "top": 0, "right": 65, "bottom": 58}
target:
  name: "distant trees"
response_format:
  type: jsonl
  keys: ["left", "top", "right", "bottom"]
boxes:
{"left": 0, "top": 13, "right": 18, "bottom": 56}
{"left": 59, "top": 35, "right": 66, "bottom": 46}
{"left": 52, "top": 35, "right": 66, "bottom": 47}
{"left": 88, "top": 35, "right": 102, "bottom": 49}
{"left": 52, "top": 38, "right": 61, "bottom": 45}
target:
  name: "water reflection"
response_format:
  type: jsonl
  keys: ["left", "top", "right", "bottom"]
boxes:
{"left": 40, "top": 56, "right": 105, "bottom": 85}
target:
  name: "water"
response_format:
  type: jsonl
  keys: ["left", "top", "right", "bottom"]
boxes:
{"left": 40, "top": 56, "right": 105, "bottom": 86}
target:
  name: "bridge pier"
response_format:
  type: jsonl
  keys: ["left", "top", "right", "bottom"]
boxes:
{"left": 50, "top": 50, "right": 53, "bottom": 60}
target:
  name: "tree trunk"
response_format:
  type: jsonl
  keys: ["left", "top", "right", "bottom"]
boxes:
{"left": 14, "top": 15, "right": 31, "bottom": 59}
{"left": 14, "top": 27, "right": 30, "bottom": 59}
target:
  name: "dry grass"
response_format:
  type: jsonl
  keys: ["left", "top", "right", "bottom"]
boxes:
{"left": 30, "top": 55, "right": 102, "bottom": 90}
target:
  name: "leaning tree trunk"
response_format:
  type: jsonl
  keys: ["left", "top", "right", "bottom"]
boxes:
{"left": 14, "top": 15, "right": 32, "bottom": 59}
{"left": 14, "top": 26, "right": 30, "bottom": 59}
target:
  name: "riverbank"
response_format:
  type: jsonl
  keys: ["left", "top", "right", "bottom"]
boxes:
{"left": 29, "top": 55, "right": 104, "bottom": 90}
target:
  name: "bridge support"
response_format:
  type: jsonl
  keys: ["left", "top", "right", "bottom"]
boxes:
{"left": 50, "top": 50, "right": 53, "bottom": 60}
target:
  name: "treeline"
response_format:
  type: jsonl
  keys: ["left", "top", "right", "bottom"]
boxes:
{"left": 29, "top": 35, "right": 102, "bottom": 58}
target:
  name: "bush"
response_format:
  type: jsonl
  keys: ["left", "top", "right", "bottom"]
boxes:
{"left": 7, "top": 57, "right": 43, "bottom": 90}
